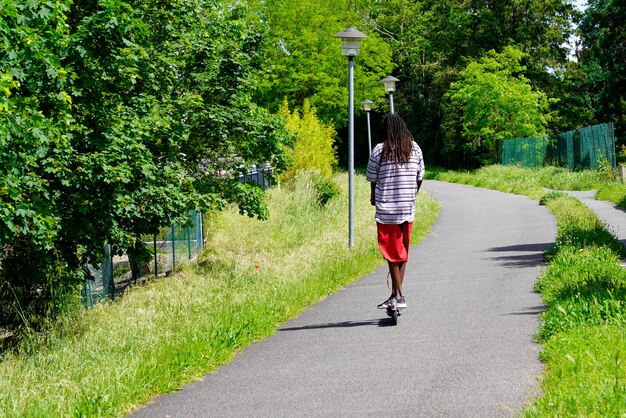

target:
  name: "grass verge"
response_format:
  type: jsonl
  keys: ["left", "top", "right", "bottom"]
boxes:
{"left": 0, "top": 171, "right": 439, "bottom": 417}
{"left": 522, "top": 195, "right": 626, "bottom": 416}
{"left": 426, "top": 164, "right": 610, "bottom": 200}
{"left": 596, "top": 182, "right": 626, "bottom": 209}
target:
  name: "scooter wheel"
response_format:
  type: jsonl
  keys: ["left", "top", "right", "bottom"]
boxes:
{"left": 390, "top": 309, "right": 398, "bottom": 325}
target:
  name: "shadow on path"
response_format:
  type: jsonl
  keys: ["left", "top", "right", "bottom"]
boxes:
{"left": 484, "top": 242, "right": 552, "bottom": 269}
{"left": 487, "top": 243, "right": 553, "bottom": 252}
{"left": 486, "top": 254, "right": 546, "bottom": 268}
{"left": 279, "top": 318, "right": 391, "bottom": 331}
{"left": 505, "top": 305, "right": 547, "bottom": 316}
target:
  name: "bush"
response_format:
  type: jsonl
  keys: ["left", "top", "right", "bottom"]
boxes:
{"left": 312, "top": 174, "right": 340, "bottom": 207}
{"left": 279, "top": 100, "right": 338, "bottom": 182}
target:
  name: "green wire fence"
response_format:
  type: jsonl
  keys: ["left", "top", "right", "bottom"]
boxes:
{"left": 82, "top": 165, "right": 273, "bottom": 307}
{"left": 500, "top": 122, "right": 616, "bottom": 169}
{"left": 84, "top": 211, "right": 204, "bottom": 306}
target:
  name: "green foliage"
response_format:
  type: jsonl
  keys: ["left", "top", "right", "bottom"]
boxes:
{"left": 0, "top": 0, "right": 291, "bottom": 334}
{"left": 544, "top": 196, "right": 625, "bottom": 258}
{"left": 362, "top": 0, "right": 577, "bottom": 166}
{"left": 535, "top": 246, "right": 626, "bottom": 340}
{"left": 0, "top": 173, "right": 440, "bottom": 416}
{"left": 543, "top": 60, "right": 597, "bottom": 132}
{"left": 444, "top": 47, "right": 552, "bottom": 166}
{"left": 617, "top": 145, "right": 626, "bottom": 164}
{"left": 539, "top": 191, "right": 567, "bottom": 205}
{"left": 312, "top": 175, "right": 341, "bottom": 207}
{"left": 250, "top": 0, "right": 394, "bottom": 126}
{"left": 579, "top": 0, "right": 626, "bottom": 144}
{"left": 0, "top": 0, "right": 80, "bottom": 331}
{"left": 279, "top": 100, "right": 337, "bottom": 181}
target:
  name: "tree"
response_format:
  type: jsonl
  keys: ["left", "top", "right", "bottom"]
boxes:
{"left": 579, "top": 0, "right": 626, "bottom": 143}
{"left": 0, "top": 0, "right": 78, "bottom": 330}
{"left": 363, "top": 0, "right": 577, "bottom": 165}
{"left": 0, "top": 0, "right": 291, "bottom": 332}
{"left": 443, "top": 47, "right": 551, "bottom": 166}
{"left": 279, "top": 99, "right": 337, "bottom": 181}
{"left": 249, "top": 0, "right": 394, "bottom": 126}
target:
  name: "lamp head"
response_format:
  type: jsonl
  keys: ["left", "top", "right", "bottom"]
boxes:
{"left": 361, "top": 99, "right": 373, "bottom": 111}
{"left": 380, "top": 76, "right": 400, "bottom": 92}
{"left": 334, "top": 27, "right": 368, "bottom": 57}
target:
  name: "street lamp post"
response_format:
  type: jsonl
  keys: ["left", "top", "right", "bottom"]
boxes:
{"left": 335, "top": 27, "right": 367, "bottom": 249}
{"left": 380, "top": 76, "right": 399, "bottom": 114}
{"left": 362, "top": 99, "right": 373, "bottom": 156}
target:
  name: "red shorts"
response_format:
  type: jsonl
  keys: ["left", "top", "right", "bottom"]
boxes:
{"left": 376, "top": 222, "right": 413, "bottom": 262}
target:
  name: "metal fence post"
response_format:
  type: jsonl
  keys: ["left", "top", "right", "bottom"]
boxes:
{"left": 153, "top": 235, "right": 158, "bottom": 278}
{"left": 187, "top": 223, "right": 192, "bottom": 260}
{"left": 108, "top": 244, "right": 115, "bottom": 299}
{"left": 172, "top": 225, "right": 176, "bottom": 270}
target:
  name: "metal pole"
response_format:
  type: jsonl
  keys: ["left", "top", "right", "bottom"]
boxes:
{"left": 348, "top": 56, "right": 355, "bottom": 249}
{"left": 389, "top": 92, "right": 395, "bottom": 114}
{"left": 108, "top": 244, "right": 114, "bottom": 299}
{"left": 172, "top": 225, "right": 176, "bottom": 270}
{"left": 153, "top": 235, "right": 157, "bottom": 278}
{"left": 187, "top": 224, "right": 192, "bottom": 260}
{"left": 200, "top": 212, "right": 205, "bottom": 248}
{"left": 366, "top": 110, "right": 372, "bottom": 156}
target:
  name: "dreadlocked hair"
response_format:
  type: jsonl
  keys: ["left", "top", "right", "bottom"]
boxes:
{"left": 380, "top": 114, "right": 414, "bottom": 164}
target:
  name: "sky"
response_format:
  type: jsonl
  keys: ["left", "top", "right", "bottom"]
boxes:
{"left": 573, "top": 0, "right": 587, "bottom": 12}
{"left": 564, "top": 0, "right": 589, "bottom": 61}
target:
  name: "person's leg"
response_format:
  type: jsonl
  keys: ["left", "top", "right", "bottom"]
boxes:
{"left": 387, "top": 261, "right": 405, "bottom": 298}
{"left": 397, "top": 221, "right": 412, "bottom": 296}
{"left": 398, "top": 261, "right": 407, "bottom": 292}
{"left": 378, "top": 222, "right": 410, "bottom": 305}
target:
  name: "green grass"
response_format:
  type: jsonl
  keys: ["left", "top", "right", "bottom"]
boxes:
{"left": 522, "top": 195, "right": 626, "bottom": 416}
{"left": 429, "top": 164, "right": 626, "bottom": 210}
{"left": 0, "top": 171, "right": 439, "bottom": 417}
{"left": 427, "top": 164, "right": 611, "bottom": 200}
{"left": 597, "top": 182, "right": 626, "bottom": 209}
{"left": 525, "top": 325, "right": 626, "bottom": 417}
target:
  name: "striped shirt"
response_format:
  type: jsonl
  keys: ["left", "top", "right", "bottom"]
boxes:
{"left": 366, "top": 141, "right": 425, "bottom": 224}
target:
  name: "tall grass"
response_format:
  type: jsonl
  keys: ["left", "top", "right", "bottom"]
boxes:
{"left": 523, "top": 195, "right": 626, "bottom": 416}
{"left": 0, "top": 171, "right": 439, "bottom": 417}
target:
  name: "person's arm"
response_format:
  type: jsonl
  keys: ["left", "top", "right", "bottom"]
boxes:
{"left": 415, "top": 143, "right": 424, "bottom": 196}
{"left": 370, "top": 182, "right": 376, "bottom": 206}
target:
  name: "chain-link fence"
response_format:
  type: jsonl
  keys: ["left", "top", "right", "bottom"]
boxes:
{"left": 500, "top": 122, "right": 616, "bottom": 169}
{"left": 82, "top": 165, "right": 273, "bottom": 307}
{"left": 84, "top": 211, "right": 204, "bottom": 306}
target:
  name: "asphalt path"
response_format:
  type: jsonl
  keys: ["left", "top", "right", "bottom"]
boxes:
{"left": 132, "top": 180, "right": 557, "bottom": 417}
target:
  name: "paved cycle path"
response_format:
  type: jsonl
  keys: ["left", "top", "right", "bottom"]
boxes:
{"left": 132, "top": 180, "right": 557, "bottom": 417}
